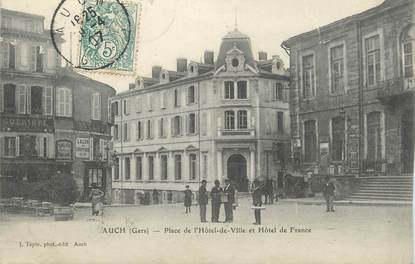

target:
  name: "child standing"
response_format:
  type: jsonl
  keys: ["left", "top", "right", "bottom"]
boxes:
{"left": 184, "top": 185, "right": 193, "bottom": 213}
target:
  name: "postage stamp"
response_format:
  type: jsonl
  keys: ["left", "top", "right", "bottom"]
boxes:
{"left": 50, "top": 0, "right": 141, "bottom": 74}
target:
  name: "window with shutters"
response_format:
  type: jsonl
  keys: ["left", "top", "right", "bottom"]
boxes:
{"left": 237, "top": 81, "right": 247, "bottom": 99}
{"left": 159, "top": 118, "right": 165, "bottom": 138}
{"left": 123, "top": 123, "right": 129, "bottom": 141}
{"left": 4, "top": 137, "right": 17, "bottom": 157}
{"left": 114, "top": 158, "right": 120, "bottom": 180}
{"left": 189, "top": 153, "right": 197, "bottom": 180}
{"left": 31, "top": 86, "right": 43, "bottom": 115}
{"left": 173, "top": 116, "right": 181, "bottom": 136}
{"left": 366, "top": 112, "right": 382, "bottom": 161}
{"left": 187, "top": 86, "right": 195, "bottom": 104}
{"left": 161, "top": 155, "right": 168, "bottom": 180}
{"left": 304, "top": 120, "right": 317, "bottom": 162}
{"left": 224, "top": 111, "right": 235, "bottom": 130}
{"left": 148, "top": 156, "right": 154, "bottom": 180}
{"left": 57, "top": 88, "right": 72, "bottom": 117}
{"left": 277, "top": 111, "right": 284, "bottom": 134}
{"left": 332, "top": 117, "right": 345, "bottom": 161}
{"left": 365, "top": 35, "right": 381, "bottom": 86}
{"left": 272, "top": 83, "right": 284, "bottom": 101}
{"left": 91, "top": 93, "right": 101, "bottom": 120}
{"left": 4, "top": 84, "right": 16, "bottom": 113}
{"left": 174, "top": 89, "right": 180, "bottom": 107}
{"left": 237, "top": 110, "right": 247, "bottom": 129}
{"left": 8, "top": 43, "right": 16, "bottom": 69}
{"left": 113, "top": 124, "right": 119, "bottom": 140}
{"left": 112, "top": 101, "right": 119, "bottom": 116}
{"left": 302, "top": 54, "right": 315, "bottom": 98}
{"left": 136, "top": 157, "right": 142, "bottom": 180}
{"left": 147, "top": 120, "right": 153, "bottom": 139}
{"left": 17, "top": 85, "right": 26, "bottom": 114}
{"left": 137, "top": 121, "right": 143, "bottom": 140}
{"left": 147, "top": 94, "right": 153, "bottom": 111}
{"left": 402, "top": 26, "right": 414, "bottom": 78}
{"left": 125, "top": 157, "right": 131, "bottom": 180}
{"left": 174, "top": 154, "right": 182, "bottom": 180}
{"left": 136, "top": 96, "right": 142, "bottom": 113}
{"left": 44, "top": 87, "right": 52, "bottom": 115}
{"left": 188, "top": 113, "right": 196, "bottom": 134}
{"left": 330, "top": 44, "right": 345, "bottom": 93}
{"left": 31, "top": 46, "right": 44, "bottom": 72}
{"left": 161, "top": 91, "right": 166, "bottom": 109}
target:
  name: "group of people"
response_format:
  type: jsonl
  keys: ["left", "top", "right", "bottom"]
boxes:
{"left": 184, "top": 179, "right": 236, "bottom": 223}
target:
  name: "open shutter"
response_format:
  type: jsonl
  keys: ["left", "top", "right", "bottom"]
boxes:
{"left": 100, "top": 139, "right": 106, "bottom": 160}
{"left": 16, "top": 43, "right": 21, "bottom": 69}
{"left": 15, "top": 136, "right": 20, "bottom": 157}
{"left": 2, "top": 42, "right": 9, "bottom": 68}
{"left": 89, "top": 138, "right": 94, "bottom": 160}
{"left": 68, "top": 89, "right": 73, "bottom": 116}
{"left": 30, "top": 46, "right": 36, "bottom": 72}
{"left": 21, "top": 43, "right": 28, "bottom": 67}
{"left": 181, "top": 116, "right": 185, "bottom": 135}
{"left": 0, "top": 84, "right": 3, "bottom": 112}
{"left": 56, "top": 88, "right": 61, "bottom": 116}
{"left": 196, "top": 113, "right": 199, "bottom": 134}
{"left": 0, "top": 137, "right": 4, "bottom": 156}
{"left": 26, "top": 86, "right": 31, "bottom": 114}
{"left": 171, "top": 117, "right": 174, "bottom": 136}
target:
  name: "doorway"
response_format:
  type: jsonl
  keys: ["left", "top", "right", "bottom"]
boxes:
{"left": 227, "top": 154, "right": 248, "bottom": 192}
{"left": 401, "top": 110, "right": 414, "bottom": 173}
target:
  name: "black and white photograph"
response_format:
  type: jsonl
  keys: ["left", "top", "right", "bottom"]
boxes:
{"left": 0, "top": 0, "right": 413, "bottom": 263}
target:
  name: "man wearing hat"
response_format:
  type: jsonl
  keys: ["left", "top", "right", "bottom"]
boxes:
{"left": 223, "top": 178, "right": 235, "bottom": 223}
{"left": 198, "top": 180, "right": 208, "bottom": 222}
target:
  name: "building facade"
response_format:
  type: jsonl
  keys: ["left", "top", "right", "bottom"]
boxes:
{"left": 0, "top": 9, "right": 116, "bottom": 200}
{"left": 282, "top": 0, "right": 414, "bottom": 176}
{"left": 110, "top": 28, "right": 290, "bottom": 204}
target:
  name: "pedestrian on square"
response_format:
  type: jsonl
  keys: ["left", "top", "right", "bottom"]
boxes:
{"left": 210, "top": 180, "right": 223, "bottom": 223}
{"left": 223, "top": 179, "right": 235, "bottom": 223}
{"left": 322, "top": 176, "right": 335, "bottom": 212}
{"left": 90, "top": 184, "right": 104, "bottom": 216}
{"left": 184, "top": 185, "right": 193, "bottom": 213}
{"left": 252, "top": 179, "right": 264, "bottom": 225}
{"left": 198, "top": 180, "right": 208, "bottom": 222}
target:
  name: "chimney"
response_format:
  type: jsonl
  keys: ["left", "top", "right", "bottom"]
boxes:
{"left": 152, "top": 65, "right": 162, "bottom": 79}
{"left": 204, "top": 50, "right": 214, "bottom": 65}
{"left": 128, "top": 83, "right": 136, "bottom": 90}
{"left": 258, "top": 51, "right": 268, "bottom": 61}
{"left": 176, "top": 58, "right": 188, "bottom": 72}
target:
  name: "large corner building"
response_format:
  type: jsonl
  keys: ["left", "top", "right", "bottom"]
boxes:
{"left": 110, "top": 28, "right": 290, "bottom": 204}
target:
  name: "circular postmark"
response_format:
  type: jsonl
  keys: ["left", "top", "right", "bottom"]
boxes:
{"left": 50, "top": 0, "right": 132, "bottom": 70}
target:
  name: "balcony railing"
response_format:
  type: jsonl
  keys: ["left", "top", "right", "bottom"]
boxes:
{"left": 74, "top": 120, "right": 110, "bottom": 134}
{"left": 377, "top": 76, "right": 414, "bottom": 100}
{"left": 217, "top": 128, "right": 255, "bottom": 137}
{"left": 362, "top": 159, "right": 386, "bottom": 173}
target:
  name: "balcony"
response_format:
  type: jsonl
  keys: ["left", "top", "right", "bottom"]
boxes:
{"left": 74, "top": 120, "right": 110, "bottom": 134}
{"left": 377, "top": 76, "right": 414, "bottom": 103}
{"left": 0, "top": 113, "right": 54, "bottom": 133}
{"left": 217, "top": 128, "right": 255, "bottom": 137}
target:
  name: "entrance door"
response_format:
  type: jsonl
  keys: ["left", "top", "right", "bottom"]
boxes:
{"left": 401, "top": 110, "right": 414, "bottom": 173}
{"left": 227, "top": 154, "right": 248, "bottom": 192}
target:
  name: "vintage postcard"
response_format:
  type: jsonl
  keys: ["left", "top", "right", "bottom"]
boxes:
{"left": 0, "top": 0, "right": 413, "bottom": 263}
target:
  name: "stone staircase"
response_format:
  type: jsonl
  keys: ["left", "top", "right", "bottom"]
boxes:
{"left": 346, "top": 176, "right": 413, "bottom": 201}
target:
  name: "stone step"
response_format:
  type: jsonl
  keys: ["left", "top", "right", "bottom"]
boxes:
{"left": 359, "top": 183, "right": 412, "bottom": 188}
{"left": 348, "top": 195, "right": 412, "bottom": 201}
{"left": 359, "top": 186, "right": 412, "bottom": 191}
{"left": 349, "top": 192, "right": 412, "bottom": 198}
{"left": 354, "top": 190, "right": 413, "bottom": 195}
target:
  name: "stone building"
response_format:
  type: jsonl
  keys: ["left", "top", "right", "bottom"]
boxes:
{"left": 282, "top": 0, "right": 414, "bottom": 176}
{"left": 0, "top": 8, "right": 115, "bottom": 200}
{"left": 110, "top": 28, "right": 290, "bottom": 204}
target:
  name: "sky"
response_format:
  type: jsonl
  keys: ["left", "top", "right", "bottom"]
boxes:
{"left": 1, "top": 0, "right": 383, "bottom": 92}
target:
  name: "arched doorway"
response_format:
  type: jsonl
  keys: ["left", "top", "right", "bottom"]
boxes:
{"left": 227, "top": 154, "right": 248, "bottom": 192}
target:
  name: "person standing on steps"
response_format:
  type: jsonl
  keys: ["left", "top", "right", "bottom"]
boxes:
{"left": 198, "top": 180, "right": 209, "bottom": 222}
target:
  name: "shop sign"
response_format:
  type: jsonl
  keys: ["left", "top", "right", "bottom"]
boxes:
{"left": 75, "top": 138, "right": 90, "bottom": 159}
{"left": 56, "top": 140, "right": 73, "bottom": 160}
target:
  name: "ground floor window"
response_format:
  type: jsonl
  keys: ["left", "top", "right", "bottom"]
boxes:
{"left": 161, "top": 155, "right": 168, "bottom": 180}
{"left": 148, "top": 156, "right": 154, "bottom": 180}
{"left": 332, "top": 116, "right": 345, "bottom": 161}
{"left": 175, "top": 154, "right": 182, "bottom": 180}
{"left": 88, "top": 168, "right": 103, "bottom": 187}
{"left": 4, "top": 137, "right": 17, "bottom": 157}
{"left": 114, "top": 158, "right": 120, "bottom": 180}
{"left": 136, "top": 157, "right": 142, "bottom": 180}
{"left": 125, "top": 157, "right": 131, "bottom": 180}
{"left": 189, "top": 153, "right": 197, "bottom": 180}
{"left": 366, "top": 112, "right": 382, "bottom": 160}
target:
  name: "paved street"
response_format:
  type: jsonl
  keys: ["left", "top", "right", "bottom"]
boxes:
{"left": 0, "top": 198, "right": 412, "bottom": 264}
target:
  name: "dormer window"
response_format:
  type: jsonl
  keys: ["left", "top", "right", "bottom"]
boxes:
{"left": 232, "top": 58, "right": 239, "bottom": 67}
